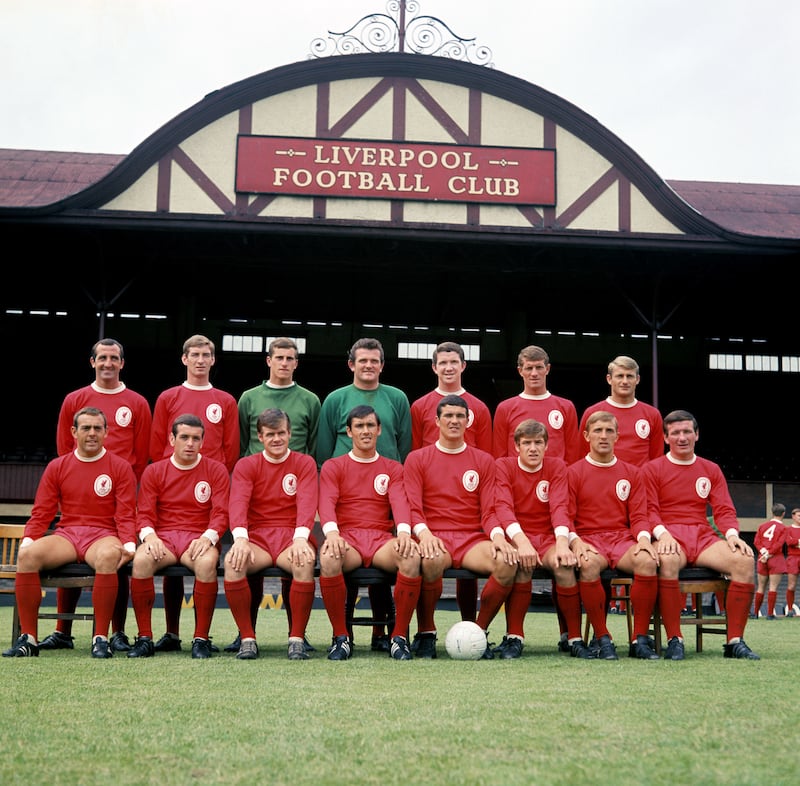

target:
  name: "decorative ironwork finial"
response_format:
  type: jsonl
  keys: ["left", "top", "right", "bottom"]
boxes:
{"left": 310, "top": 1, "right": 493, "bottom": 66}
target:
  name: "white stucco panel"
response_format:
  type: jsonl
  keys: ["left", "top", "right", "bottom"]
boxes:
{"left": 479, "top": 204, "right": 539, "bottom": 228}
{"left": 403, "top": 200, "right": 467, "bottom": 224}
{"left": 329, "top": 78, "right": 393, "bottom": 138}
{"left": 260, "top": 195, "right": 314, "bottom": 218}
{"left": 404, "top": 93, "right": 459, "bottom": 144}
{"left": 326, "top": 197, "right": 391, "bottom": 221}
{"left": 555, "top": 126, "right": 613, "bottom": 210}
{"left": 180, "top": 113, "right": 239, "bottom": 198}
{"left": 251, "top": 87, "right": 319, "bottom": 137}
{"left": 100, "top": 164, "right": 159, "bottom": 211}
{"left": 415, "top": 80, "right": 469, "bottom": 136}
{"left": 565, "top": 181, "right": 618, "bottom": 231}
{"left": 169, "top": 160, "right": 224, "bottom": 214}
{"left": 630, "top": 188, "right": 682, "bottom": 234}
{"left": 480, "top": 95, "right": 545, "bottom": 148}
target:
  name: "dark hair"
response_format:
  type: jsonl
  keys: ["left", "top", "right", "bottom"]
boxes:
{"left": 172, "top": 413, "right": 204, "bottom": 436}
{"left": 348, "top": 337, "right": 384, "bottom": 363}
{"left": 432, "top": 341, "right": 464, "bottom": 363}
{"left": 347, "top": 404, "right": 380, "bottom": 428}
{"left": 91, "top": 338, "right": 123, "bottom": 360}
{"left": 257, "top": 408, "right": 291, "bottom": 431}
{"left": 663, "top": 410, "right": 698, "bottom": 434}
{"left": 436, "top": 394, "right": 469, "bottom": 418}
{"left": 772, "top": 503, "right": 786, "bottom": 517}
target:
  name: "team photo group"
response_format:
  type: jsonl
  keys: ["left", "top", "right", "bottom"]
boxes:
{"left": 8, "top": 332, "right": 789, "bottom": 663}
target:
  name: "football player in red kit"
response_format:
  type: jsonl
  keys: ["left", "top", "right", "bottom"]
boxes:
{"left": 644, "top": 409, "right": 760, "bottom": 660}
{"left": 318, "top": 405, "right": 421, "bottom": 661}
{"left": 5, "top": 407, "right": 137, "bottom": 659}
{"left": 42, "top": 338, "right": 152, "bottom": 654}
{"left": 404, "top": 394, "right": 518, "bottom": 659}
{"left": 148, "top": 335, "right": 238, "bottom": 655}
{"left": 223, "top": 408, "right": 318, "bottom": 661}
{"left": 410, "top": 340, "right": 492, "bottom": 624}
{"left": 567, "top": 410, "right": 661, "bottom": 661}
{"left": 127, "top": 414, "right": 230, "bottom": 660}
{"left": 492, "top": 419, "right": 589, "bottom": 658}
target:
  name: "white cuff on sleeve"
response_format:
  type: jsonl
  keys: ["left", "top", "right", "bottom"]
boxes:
{"left": 568, "top": 532, "right": 578, "bottom": 545}
{"left": 725, "top": 528, "right": 739, "bottom": 540}
{"left": 123, "top": 542, "right": 136, "bottom": 554}
{"left": 293, "top": 526, "right": 311, "bottom": 540}
{"left": 231, "top": 527, "right": 249, "bottom": 541}
{"left": 489, "top": 526, "right": 504, "bottom": 541}
{"left": 553, "top": 525, "right": 570, "bottom": 539}
{"left": 653, "top": 525, "right": 667, "bottom": 539}
{"left": 637, "top": 532, "right": 652, "bottom": 543}
{"left": 413, "top": 523, "right": 429, "bottom": 537}
{"left": 203, "top": 529, "right": 219, "bottom": 546}
{"left": 139, "top": 526, "right": 155, "bottom": 541}
{"left": 395, "top": 523, "right": 412, "bottom": 535}
{"left": 21, "top": 536, "right": 34, "bottom": 548}
{"left": 505, "top": 522, "right": 523, "bottom": 539}
{"left": 322, "top": 521, "right": 339, "bottom": 536}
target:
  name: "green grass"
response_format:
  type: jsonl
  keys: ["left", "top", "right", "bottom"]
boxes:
{"left": 1, "top": 606, "right": 795, "bottom": 786}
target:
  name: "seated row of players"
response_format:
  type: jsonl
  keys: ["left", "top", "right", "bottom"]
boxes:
{"left": 3, "top": 336, "right": 759, "bottom": 661}
{"left": 5, "top": 399, "right": 759, "bottom": 663}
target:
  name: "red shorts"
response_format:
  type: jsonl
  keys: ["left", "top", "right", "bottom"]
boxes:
{"left": 756, "top": 554, "right": 787, "bottom": 576}
{"left": 437, "top": 529, "right": 491, "bottom": 568}
{"left": 787, "top": 555, "right": 800, "bottom": 574}
{"left": 249, "top": 526, "right": 318, "bottom": 559}
{"left": 158, "top": 530, "right": 220, "bottom": 562}
{"left": 522, "top": 530, "right": 557, "bottom": 556}
{"left": 666, "top": 523, "right": 723, "bottom": 564}
{"left": 53, "top": 526, "right": 120, "bottom": 562}
{"left": 341, "top": 529, "right": 393, "bottom": 567}
{"left": 580, "top": 530, "right": 636, "bottom": 569}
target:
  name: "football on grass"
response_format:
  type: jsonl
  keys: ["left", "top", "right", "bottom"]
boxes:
{"left": 445, "top": 620, "right": 487, "bottom": 660}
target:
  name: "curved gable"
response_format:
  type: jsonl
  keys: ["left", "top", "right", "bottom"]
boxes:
{"left": 50, "top": 54, "right": 722, "bottom": 241}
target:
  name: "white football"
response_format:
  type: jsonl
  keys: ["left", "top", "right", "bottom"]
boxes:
{"left": 445, "top": 620, "right": 487, "bottom": 660}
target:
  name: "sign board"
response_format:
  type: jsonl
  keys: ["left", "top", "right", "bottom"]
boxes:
{"left": 236, "top": 135, "right": 556, "bottom": 205}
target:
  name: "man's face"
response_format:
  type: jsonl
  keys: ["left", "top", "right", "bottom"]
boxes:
{"left": 436, "top": 404, "right": 468, "bottom": 441}
{"left": 72, "top": 414, "right": 107, "bottom": 456}
{"left": 516, "top": 434, "right": 547, "bottom": 470}
{"left": 90, "top": 345, "right": 124, "bottom": 384}
{"left": 182, "top": 345, "right": 215, "bottom": 376}
{"left": 584, "top": 418, "right": 618, "bottom": 460}
{"left": 517, "top": 359, "right": 549, "bottom": 393}
{"left": 258, "top": 419, "right": 291, "bottom": 459}
{"left": 607, "top": 367, "right": 639, "bottom": 401}
{"left": 170, "top": 425, "right": 204, "bottom": 464}
{"left": 664, "top": 420, "right": 697, "bottom": 459}
{"left": 433, "top": 351, "right": 465, "bottom": 387}
{"left": 267, "top": 349, "right": 298, "bottom": 384}
{"left": 347, "top": 414, "right": 381, "bottom": 453}
{"left": 349, "top": 349, "right": 383, "bottom": 388}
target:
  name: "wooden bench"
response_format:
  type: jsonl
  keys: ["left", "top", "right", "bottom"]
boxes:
{"left": 5, "top": 558, "right": 547, "bottom": 641}
{"left": 651, "top": 567, "right": 729, "bottom": 653}
{"left": 4, "top": 541, "right": 730, "bottom": 654}
{"left": 583, "top": 567, "right": 729, "bottom": 653}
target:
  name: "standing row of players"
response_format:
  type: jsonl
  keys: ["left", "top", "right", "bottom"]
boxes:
{"left": 4, "top": 336, "right": 760, "bottom": 661}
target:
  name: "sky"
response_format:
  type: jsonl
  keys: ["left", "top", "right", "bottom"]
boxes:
{"left": 2, "top": 0, "right": 798, "bottom": 184}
